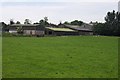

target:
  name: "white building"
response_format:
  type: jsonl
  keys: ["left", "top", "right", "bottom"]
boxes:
{"left": 118, "top": 1, "right": 120, "bottom": 12}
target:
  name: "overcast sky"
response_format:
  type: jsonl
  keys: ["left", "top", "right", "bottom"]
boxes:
{"left": 0, "top": 0, "right": 119, "bottom": 24}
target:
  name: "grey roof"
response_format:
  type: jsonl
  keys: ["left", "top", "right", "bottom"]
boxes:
{"left": 9, "top": 24, "right": 39, "bottom": 27}
{"left": 64, "top": 23, "right": 93, "bottom": 31}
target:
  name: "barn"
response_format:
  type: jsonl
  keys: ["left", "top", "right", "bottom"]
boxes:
{"left": 58, "top": 24, "right": 93, "bottom": 35}
{"left": 0, "top": 22, "right": 9, "bottom": 33}
{"left": 9, "top": 24, "right": 45, "bottom": 36}
{"left": 45, "top": 27, "right": 78, "bottom": 36}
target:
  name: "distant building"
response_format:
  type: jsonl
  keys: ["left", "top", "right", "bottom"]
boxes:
{"left": 8, "top": 24, "right": 45, "bottom": 36}
{"left": 0, "top": 22, "right": 9, "bottom": 33}
{"left": 4, "top": 22, "right": 93, "bottom": 36}
{"left": 45, "top": 27, "right": 78, "bottom": 36}
{"left": 118, "top": 1, "right": 120, "bottom": 12}
{"left": 58, "top": 23, "right": 93, "bottom": 35}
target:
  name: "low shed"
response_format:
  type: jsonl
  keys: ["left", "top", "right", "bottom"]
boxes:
{"left": 45, "top": 27, "right": 78, "bottom": 36}
{"left": 65, "top": 24, "right": 93, "bottom": 35}
{"left": 9, "top": 24, "right": 45, "bottom": 36}
{"left": 58, "top": 24, "right": 93, "bottom": 35}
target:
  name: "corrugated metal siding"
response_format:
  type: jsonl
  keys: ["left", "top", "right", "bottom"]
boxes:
{"left": 24, "top": 30, "right": 45, "bottom": 36}
{"left": 23, "top": 30, "right": 36, "bottom": 35}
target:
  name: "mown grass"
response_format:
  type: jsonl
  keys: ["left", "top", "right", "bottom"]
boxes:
{"left": 2, "top": 36, "right": 118, "bottom": 78}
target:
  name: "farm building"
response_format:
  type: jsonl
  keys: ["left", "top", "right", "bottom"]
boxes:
{"left": 0, "top": 22, "right": 9, "bottom": 33}
{"left": 2, "top": 22, "right": 93, "bottom": 36}
{"left": 58, "top": 24, "right": 93, "bottom": 35}
{"left": 45, "top": 27, "right": 78, "bottom": 36}
{"left": 8, "top": 24, "right": 45, "bottom": 36}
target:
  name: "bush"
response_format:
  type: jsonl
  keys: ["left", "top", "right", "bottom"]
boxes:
{"left": 2, "top": 33, "right": 31, "bottom": 37}
{"left": 2, "top": 33, "right": 14, "bottom": 37}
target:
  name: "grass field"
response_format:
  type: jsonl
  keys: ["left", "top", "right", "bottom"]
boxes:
{"left": 2, "top": 36, "right": 118, "bottom": 78}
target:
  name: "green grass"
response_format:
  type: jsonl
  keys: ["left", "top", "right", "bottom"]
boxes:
{"left": 2, "top": 36, "right": 118, "bottom": 78}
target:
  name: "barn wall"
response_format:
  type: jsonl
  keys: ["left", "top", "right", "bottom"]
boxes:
{"left": 54, "top": 31, "right": 78, "bottom": 36}
{"left": 23, "top": 30, "right": 45, "bottom": 36}
{"left": 23, "top": 30, "right": 36, "bottom": 35}
{"left": 78, "top": 31, "right": 93, "bottom": 35}
{"left": 9, "top": 29, "right": 17, "bottom": 34}
{"left": 36, "top": 30, "right": 45, "bottom": 36}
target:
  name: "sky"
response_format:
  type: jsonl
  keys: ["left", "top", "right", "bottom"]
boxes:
{"left": 0, "top": 0, "right": 119, "bottom": 24}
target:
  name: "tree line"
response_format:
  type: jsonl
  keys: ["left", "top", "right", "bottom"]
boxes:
{"left": 93, "top": 10, "right": 120, "bottom": 36}
{"left": 2, "top": 10, "right": 120, "bottom": 36}
{"left": 9, "top": 17, "right": 84, "bottom": 27}
{"left": 10, "top": 17, "right": 49, "bottom": 27}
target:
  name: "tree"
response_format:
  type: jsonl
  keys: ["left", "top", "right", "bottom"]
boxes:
{"left": 70, "top": 20, "right": 83, "bottom": 26}
{"left": 34, "top": 22, "right": 39, "bottom": 24}
{"left": 104, "top": 10, "right": 120, "bottom": 36}
{"left": 44, "top": 17, "right": 48, "bottom": 22}
{"left": 39, "top": 17, "right": 49, "bottom": 27}
{"left": 10, "top": 19, "right": 15, "bottom": 25}
{"left": 44, "top": 17, "right": 49, "bottom": 26}
{"left": 93, "top": 10, "right": 120, "bottom": 36}
{"left": 105, "top": 10, "right": 116, "bottom": 23}
{"left": 63, "top": 20, "right": 83, "bottom": 26}
{"left": 17, "top": 26, "right": 23, "bottom": 34}
{"left": 116, "top": 12, "right": 120, "bottom": 22}
{"left": 64, "top": 21, "right": 70, "bottom": 25}
{"left": 16, "top": 21, "right": 21, "bottom": 24}
{"left": 39, "top": 19, "right": 45, "bottom": 26}
{"left": 93, "top": 23, "right": 110, "bottom": 35}
{"left": 24, "top": 19, "right": 31, "bottom": 24}
{"left": 1, "top": 22, "right": 9, "bottom": 32}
